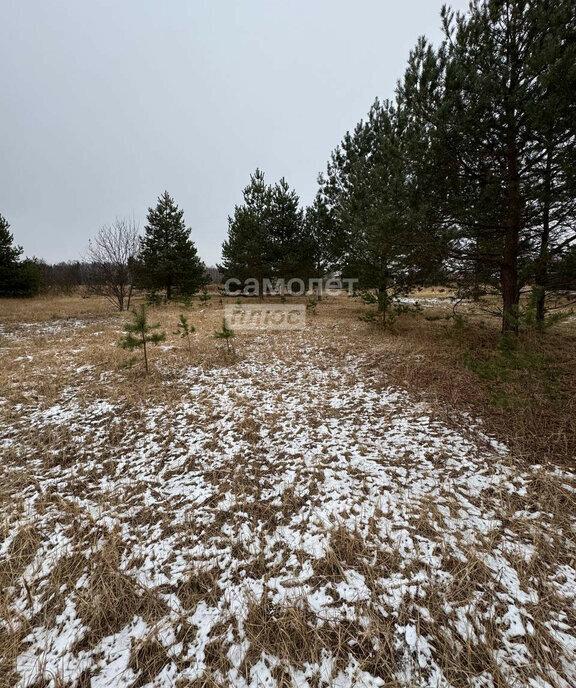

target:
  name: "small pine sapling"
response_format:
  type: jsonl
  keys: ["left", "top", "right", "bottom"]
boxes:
{"left": 306, "top": 296, "right": 318, "bottom": 315}
{"left": 146, "top": 290, "right": 164, "bottom": 307}
{"left": 175, "top": 314, "right": 195, "bottom": 355}
{"left": 199, "top": 286, "right": 211, "bottom": 306}
{"left": 119, "top": 305, "right": 166, "bottom": 373}
{"left": 177, "top": 293, "right": 194, "bottom": 308}
{"left": 214, "top": 318, "right": 235, "bottom": 354}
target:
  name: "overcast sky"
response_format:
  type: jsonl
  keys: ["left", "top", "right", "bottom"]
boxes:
{"left": 1, "top": 0, "right": 470, "bottom": 266}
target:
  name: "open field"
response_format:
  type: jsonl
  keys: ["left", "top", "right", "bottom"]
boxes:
{"left": 0, "top": 293, "right": 575, "bottom": 688}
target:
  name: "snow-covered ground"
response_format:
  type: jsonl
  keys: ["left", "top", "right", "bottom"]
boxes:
{"left": 1, "top": 329, "right": 575, "bottom": 688}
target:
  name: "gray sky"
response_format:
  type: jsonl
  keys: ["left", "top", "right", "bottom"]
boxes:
{"left": 1, "top": 0, "right": 469, "bottom": 266}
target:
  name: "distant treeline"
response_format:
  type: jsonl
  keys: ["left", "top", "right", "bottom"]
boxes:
{"left": 33, "top": 261, "right": 222, "bottom": 294}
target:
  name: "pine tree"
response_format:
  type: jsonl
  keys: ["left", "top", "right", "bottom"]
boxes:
{"left": 137, "top": 192, "right": 207, "bottom": 300}
{"left": 318, "top": 100, "right": 436, "bottom": 323}
{"left": 219, "top": 169, "right": 272, "bottom": 293}
{"left": 0, "top": 214, "right": 22, "bottom": 268}
{"left": 268, "top": 178, "right": 312, "bottom": 286}
{"left": 118, "top": 305, "right": 166, "bottom": 373}
{"left": 524, "top": 0, "right": 576, "bottom": 322}
{"left": 304, "top": 194, "right": 340, "bottom": 283}
{"left": 0, "top": 214, "right": 41, "bottom": 297}
{"left": 401, "top": 0, "right": 576, "bottom": 334}
{"left": 220, "top": 171, "right": 320, "bottom": 294}
{"left": 214, "top": 318, "right": 235, "bottom": 354}
{"left": 199, "top": 285, "right": 211, "bottom": 306}
{"left": 550, "top": 245, "right": 576, "bottom": 293}
{"left": 174, "top": 314, "right": 195, "bottom": 356}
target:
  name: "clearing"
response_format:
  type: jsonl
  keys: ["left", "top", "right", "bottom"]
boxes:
{"left": 0, "top": 294, "right": 575, "bottom": 688}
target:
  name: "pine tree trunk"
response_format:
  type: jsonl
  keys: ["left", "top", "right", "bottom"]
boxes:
{"left": 378, "top": 283, "right": 388, "bottom": 326}
{"left": 534, "top": 284, "right": 546, "bottom": 324}
{"left": 472, "top": 244, "right": 483, "bottom": 301}
{"left": 501, "top": 258, "right": 519, "bottom": 335}
{"left": 501, "top": 118, "right": 521, "bottom": 336}
{"left": 127, "top": 284, "right": 133, "bottom": 311}
{"left": 142, "top": 337, "right": 149, "bottom": 373}
{"left": 535, "top": 140, "right": 553, "bottom": 324}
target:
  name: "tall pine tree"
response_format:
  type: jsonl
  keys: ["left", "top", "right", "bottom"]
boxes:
{"left": 304, "top": 193, "right": 341, "bottom": 280}
{"left": 219, "top": 169, "right": 273, "bottom": 292}
{"left": 524, "top": 0, "right": 576, "bottom": 321}
{"left": 0, "top": 213, "right": 40, "bottom": 297}
{"left": 220, "top": 171, "right": 321, "bottom": 294}
{"left": 319, "top": 100, "right": 437, "bottom": 320}
{"left": 401, "top": 0, "right": 576, "bottom": 334}
{"left": 137, "top": 192, "right": 207, "bottom": 300}
{"left": 268, "top": 178, "right": 312, "bottom": 285}
{"left": 0, "top": 214, "right": 22, "bottom": 268}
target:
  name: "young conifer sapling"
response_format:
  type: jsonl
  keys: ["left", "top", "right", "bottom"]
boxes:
{"left": 214, "top": 318, "right": 235, "bottom": 354}
{"left": 199, "top": 286, "right": 211, "bottom": 306}
{"left": 175, "top": 314, "right": 195, "bottom": 356}
{"left": 119, "top": 304, "right": 166, "bottom": 373}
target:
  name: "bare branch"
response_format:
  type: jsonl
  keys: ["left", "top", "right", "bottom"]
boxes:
{"left": 86, "top": 217, "right": 140, "bottom": 310}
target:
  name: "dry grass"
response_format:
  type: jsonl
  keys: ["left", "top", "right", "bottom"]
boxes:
{"left": 346, "top": 293, "right": 576, "bottom": 466}
{"left": 0, "top": 290, "right": 574, "bottom": 687}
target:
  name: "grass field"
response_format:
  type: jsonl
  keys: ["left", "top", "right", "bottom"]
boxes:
{"left": 0, "top": 292, "right": 575, "bottom": 688}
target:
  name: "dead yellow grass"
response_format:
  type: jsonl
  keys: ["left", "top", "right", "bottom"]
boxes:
{"left": 0, "top": 290, "right": 574, "bottom": 687}
{"left": 0, "top": 292, "right": 115, "bottom": 323}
